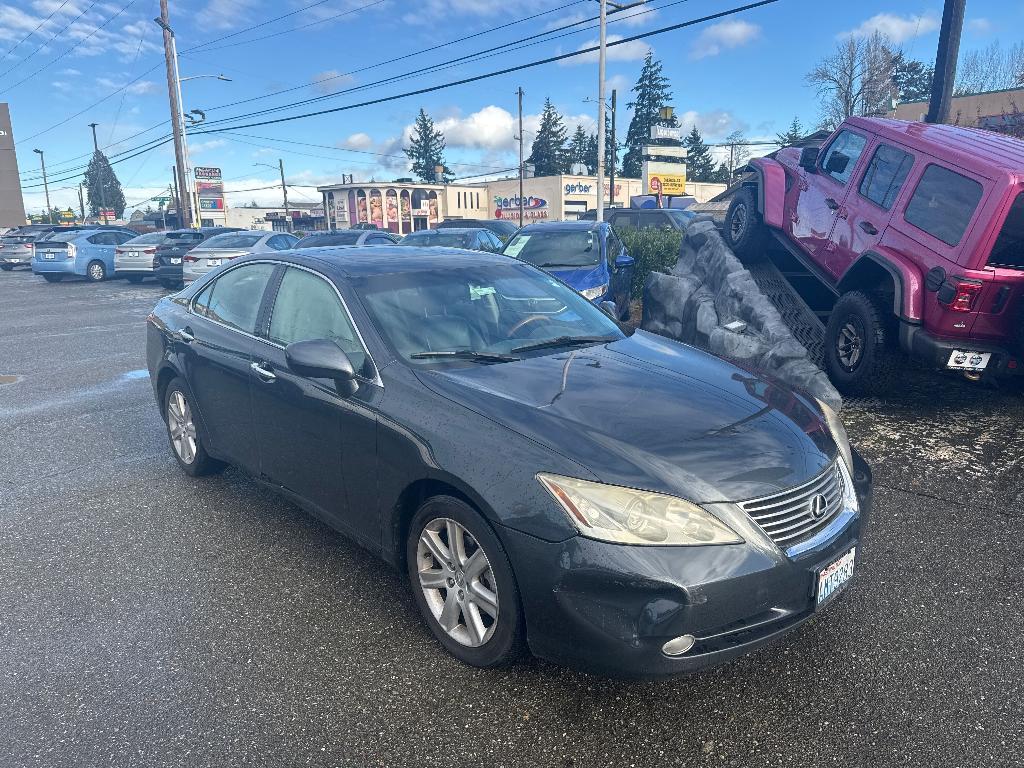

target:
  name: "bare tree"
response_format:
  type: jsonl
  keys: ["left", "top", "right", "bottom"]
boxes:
{"left": 724, "top": 129, "right": 750, "bottom": 172}
{"left": 806, "top": 32, "right": 897, "bottom": 129}
{"left": 955, "top": 41, "right": 1024, "bottom": 95}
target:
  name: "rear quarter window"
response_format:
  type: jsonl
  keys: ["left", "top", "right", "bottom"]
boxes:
{"left": 904, "top": 164, "right": 983, "bottom": 246}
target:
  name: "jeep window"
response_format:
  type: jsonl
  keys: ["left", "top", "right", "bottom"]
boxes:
{"left": 820, "top": 130, "right": 867, "bottom": 185}
{"left": 859, "top": 144, "right": 914, "bottom": 210}
{"left": 904, "top": 164, "right": 983, "bottom": 247}
{"left": 988, "top": 192, "right": 1024, "bottom": 269}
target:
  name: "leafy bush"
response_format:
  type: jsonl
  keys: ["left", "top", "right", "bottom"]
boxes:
{"left": 616, "top": 227, "right": 683, "bottom": 298}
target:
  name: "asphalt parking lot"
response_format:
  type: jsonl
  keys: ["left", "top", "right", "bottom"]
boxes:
{"left": 1, "top": 269, "right": 1022, "bottom": 768}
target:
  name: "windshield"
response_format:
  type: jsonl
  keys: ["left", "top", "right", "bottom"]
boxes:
{"left": 666, "top": 209, "right": 695, "bottom": 226}
{"left": 503, "top": 229, "right": 600, "bottom": 268}
{"left": 201, "top": 233, "right": 262, "bottom": 249}
{"left": 124, "top": 232, "right": 169, "bottom": 246}
{"left": 166, "top": 232, "right": 204, "bottom": 243}
{"left": 1, "top": 235, "right": 35, "bottom": 243}
{"left": 357, "top": 261, "right": 623, "bottom": 365}
{"left": 399, "top": 232, "right": 475, "bottom": 248}
{"left": 295, "top": 232, "right": 362, "bottom": 248}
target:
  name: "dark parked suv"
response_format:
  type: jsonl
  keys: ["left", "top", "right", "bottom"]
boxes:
{"left": 154, "top": 227, "right": 242, "bottom": 289}
{"left": 580, "top": 207, "right": 695, "bottom": 231}
{"left": 727, "top": 117, "right": 1024, "bottom": 392}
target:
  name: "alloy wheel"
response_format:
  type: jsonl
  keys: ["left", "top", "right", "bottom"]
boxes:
{"left": 836, "top": 317, "right": 865, "bottom": 371}
{"left": 88, "top": 262, "right": 105, "bottom": 281}
{"left": 730, "top": 202, "right": 748, "bottom": 240}
{"left": 416, "top": 517, "right": 499, "bottom": 648}
{"left": 167, "top": 390, "right": 198, "bottom": 464}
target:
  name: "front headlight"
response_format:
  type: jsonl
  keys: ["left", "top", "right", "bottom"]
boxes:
{"left": 817, "top": 399, "right": 854, "bottom": 475}
{"left": 537, "top": 473, "right": 742, "bottom": 546}
{"left": 580, "top": 284, "right": 608, "bottom": 301}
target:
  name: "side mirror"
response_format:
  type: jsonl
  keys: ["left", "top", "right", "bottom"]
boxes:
{"left": 615, "top": 252, "right": 633, "bottom": 268}
{"left": 285, "top": 339, "right": 358, "bottom": 395}
{"left": 799, "top": 146, "right": 819, "bottom": 172}
{"left": 824, "top": 151, "right": 850, "bottom": 176}
{"left": 600, "top": 300, "right": 618, "bottom": 319}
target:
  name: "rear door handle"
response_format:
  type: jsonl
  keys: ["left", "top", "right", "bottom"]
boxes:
{"left": 250, "top": 361, "right": 276, "bottom": 382}
{"left": 825, "top": 197, "right": 840, "bottom": 211}
{"left": 859, "top": 221, "right": 878, "bottom": 235}
{"left": 176, "top": 326, "right": 195, "bottom": 343}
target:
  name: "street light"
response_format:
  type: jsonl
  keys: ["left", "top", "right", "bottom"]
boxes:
{"left": 180, "top": 74, "right": 231, "bottom": 83}
{"left": 32, "top": 149, "right": 53, "bottom": 224}
{"left": 255, "top": 160, "right": 291, "bottom": 232}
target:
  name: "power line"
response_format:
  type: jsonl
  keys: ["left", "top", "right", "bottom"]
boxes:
{"left": 0, "top": 1, "right": 96, "bottom": 79}
{"left": 0, "top": 0, "right": 74, "bottom": 64}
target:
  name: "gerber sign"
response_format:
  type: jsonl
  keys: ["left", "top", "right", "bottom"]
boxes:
{"left": 494, "top": 195, "right": 548, "bottom": 220}
{"left": 564, "top": 182, "right": 593, "bottom": 195}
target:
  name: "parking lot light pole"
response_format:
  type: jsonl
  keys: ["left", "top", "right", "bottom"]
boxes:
{"left": 32, "top": 149, "right": 52, "bottom": 224}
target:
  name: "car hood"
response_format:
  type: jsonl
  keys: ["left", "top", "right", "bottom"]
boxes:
{"left": 415, "top": 330, "right": 837, "bottom": 503}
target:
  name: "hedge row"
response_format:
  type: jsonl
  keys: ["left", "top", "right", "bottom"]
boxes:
{"left": 616, "top": 227, "right": 683, "bottom": 299}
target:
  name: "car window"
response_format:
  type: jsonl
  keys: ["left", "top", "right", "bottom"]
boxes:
{"left": 638, "top": 213, "right": 673, "bottom": 230}
{"left": 858, "top": 144, "right": 914, "bottom": 210}
{"left": 369, "top": 235, "right": 394, "bottom": 244}
{"left": 125, "top": 232, "right": 170, "bottom": 246}
{"left": 504, "top": 230, "right": 600, "bottom": 268}
{"left": 610, "top": 213, "right": 639, "bottom": 229}
{"left": 904, "top": 164, "right": 983, "bottom": 247}
{"left": 167, "top": 232, "right": 204, "bottom": 244}
{"left": 268, "top": 267, "right": 367, "bottom": 373}
{"left": 112, "top": 232, "right": 135, "bottom": 245}
{"left": 820, "top": 130, "right": 867, "bottom": 185}
{"left": 200, "top": 263, "right": 276, "bottom": 334}
{"left": 988, "top": 192, "right": 1024, "bottom": 269}
{"left": 87, "top": 233, "right": 115, "bottom": 245}
{"left": 606, "top": 229, "right": 624, "bottom": 272}
{"left": 203, "top": 233, "right": 263, "bottom": 249}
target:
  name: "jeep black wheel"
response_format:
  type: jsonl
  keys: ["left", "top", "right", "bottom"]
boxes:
{"left": 724, "top": 187, "right": 767, "bottom": 257}
{"left": 825, "top": 291, "right": 896, "bottom": 395}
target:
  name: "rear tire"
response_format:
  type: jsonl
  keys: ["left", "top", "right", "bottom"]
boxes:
{"left": 159, "top": 279, "right": 181, "bottom": 290}
{"left": 163, "top": 377, "right": 224, "bottom": 477}
{"left": 126, "top": 275, "right": 144, "bottom": 284}
{"left": 724, "top": 187, "right": 768, "bottom": 258}
{"left": 42, "top": 274, "right": 63, "bottom": 283}
{"left": 825, "top": 291, "right": 897, "bottom": 395}
{"left": 86, "top": 260, "right": 107, "bottom": 282}
{"left": 406, "top": 496, "right": 525, "bottom": 668}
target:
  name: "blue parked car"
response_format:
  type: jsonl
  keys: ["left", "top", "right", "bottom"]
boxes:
{"left": 501, "top": 221, "right": 634, "bottom": 320}
{"left": 32, "top": 227, "right": 139, "bottom": 282}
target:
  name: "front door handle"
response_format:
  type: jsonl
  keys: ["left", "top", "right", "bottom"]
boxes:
{"left": 177, "top": 326, "right": 195, "bottom": 343}
{"left": 859, "top": 221, "right": 878, "bottom": 235}
{"left": 825, "top": 197, "right": 840, "bottom": 211}
{"left": 250, "top": 361, "right": 276, "bottom": 382}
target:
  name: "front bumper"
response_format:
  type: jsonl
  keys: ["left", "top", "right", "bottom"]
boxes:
{"left": 901, "top": 322, "right": 1022, "bottom": 377}
{"left": 502, "top": 450, "right": 873, "bottom": 677}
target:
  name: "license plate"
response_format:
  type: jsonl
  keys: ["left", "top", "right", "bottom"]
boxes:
{"left": 43, "top": 253, "right": 55, "bottom": 260}
{"left": 170, "top": 257, "right": 181, "bottom": 265}
{"left": 206, "top": 259, "right": 221, "bottom": 267}
{"left": 815, "top": 547, "right": 856, "bottom": 608}
{"left": 947, "top": 350, "right": 990, "bottom": 371}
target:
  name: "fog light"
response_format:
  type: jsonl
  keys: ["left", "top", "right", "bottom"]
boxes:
{"left": 662, "top": 634, "right": 696, "bottom": 656}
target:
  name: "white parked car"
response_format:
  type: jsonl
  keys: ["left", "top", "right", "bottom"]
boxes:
{"left": 182, "top": 230, "right": 298, "bottom": 283}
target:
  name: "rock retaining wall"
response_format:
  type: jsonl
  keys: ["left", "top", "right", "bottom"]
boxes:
{"left": 641, "top": 216, "right": 842, "bottom": 411}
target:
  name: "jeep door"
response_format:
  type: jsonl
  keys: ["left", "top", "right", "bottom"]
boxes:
{"left": 789, "top": 128, "right": 870, "bottom": 266}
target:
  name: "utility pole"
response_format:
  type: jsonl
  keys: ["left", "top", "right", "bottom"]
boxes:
{"left": 170, "top": 170, "right": 180, "bottom": 227}
{"left": 77, "top": 183, "right": 85, "bottom": 221}
{"left": 32, "top": 149, "right": 52, "bottom": 224}
{"left": 609, "top": 89, "right": 617, "bottom": 208}
{"left": 278, "top": 158, "right": 291, "bottom": 232}
{"left": 157, "top": 0, "right": 192, "bottom": 228}
{"left": 926, "top": 0, "right": 966, "bottom": 124}
{"left": 87, "top": 122, "right": 107, "bottom": 218}
{"left": 517, "top": 86, "right": 525, "bottom": 228}
{"left": 596, "top": 0, "right": 607, "bottom": 222}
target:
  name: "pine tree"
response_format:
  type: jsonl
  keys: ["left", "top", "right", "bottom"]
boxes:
{"left": 566, "top": 125, "right": 589, "bottom": 172}
{"left": 583, "top": 114, "right": 615, "bottom": 175}
{"left": 892, "top": 55, "right": 933, "bottom": 103}
{"left": 622, "top": 51, "right": 674, "bottom": 178}
{"left": 584, "top": 134, "right": 599, "bottom": 175}
{"left": 710, "top": 162, "right": 731, "bottom": 184}
{"left": 682, "top": 126, "right": 714, "bottom": 182}
{"left": 775, "top": 116, "right": 805, "bottom": 147}
{"left": 528, "top": 98, "right": 568, "bottom": 177}
{"left": 83, "top": 151, "right": 126, "bottom": 217}
{"left": 404, "top": 108, "right": 452, "bottom": 183}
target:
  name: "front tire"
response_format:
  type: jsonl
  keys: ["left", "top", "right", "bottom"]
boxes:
{"left": 163, "top": 377, "right": 223, "bottom": 476}
{"left": 724, "top": 186, "right": 767, "bottom": 257}
{"left": 825, "top": 291, "right": 897, "bottom": 394}
{"left": 86, "top": 260, "right": 107, "bottom": 282}
{"left": 407, "top": 496, "right": 524, "bottom": 668}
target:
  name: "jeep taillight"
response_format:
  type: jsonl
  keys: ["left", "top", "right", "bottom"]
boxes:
{"left": 950, "top": 282, "right": 982, "bottom": 312}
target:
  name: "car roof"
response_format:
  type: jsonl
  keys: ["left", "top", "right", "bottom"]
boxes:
{"left": 846, "top": 117, "right": 1024, "bottom": 175}
{"left": 518, "top": 220, "right": 602, "bottom": 232}
{"left": 239, "top": 246, "right": 512, "bottom": 278}
{"left": 406, "top": 228, "right": 485, "bottom": 234}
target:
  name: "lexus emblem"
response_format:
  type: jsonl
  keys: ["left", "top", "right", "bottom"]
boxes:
{"left": 809, "top": 493, "right": 828, "bottom": 519}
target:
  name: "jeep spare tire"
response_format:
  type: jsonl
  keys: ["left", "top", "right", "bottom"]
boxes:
{"left": 724, "top": 187, "right": 767, "bottom": 257}
{"left": 825, "top": 291, "right": 896, "bottom": 395}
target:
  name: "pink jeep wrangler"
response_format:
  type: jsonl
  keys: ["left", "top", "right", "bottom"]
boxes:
{"left": 724, "top": 116, "right": 1024, "bottom": 393}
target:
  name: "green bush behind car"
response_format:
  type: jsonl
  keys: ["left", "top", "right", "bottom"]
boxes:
{"left": 615, "top": 227, "right": 683, "bottom": 299}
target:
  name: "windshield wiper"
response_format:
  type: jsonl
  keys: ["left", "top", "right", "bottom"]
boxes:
{"left": 410, "top": 350, "right": 521, "bottom": 363}
{"left": 512, "top": 335, "right": 617, "bottom": 354}
{"left": 534, "top": 262, "right": 592, "bottom": 268}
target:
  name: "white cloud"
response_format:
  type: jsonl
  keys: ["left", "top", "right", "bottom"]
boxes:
{"left": 94, "top": 77, "right": 158, "bottom": 95}
{"left": 310, "top": 69, "right": 355, "bottom": 95}
{"left": 839, "top": 13, "right": 939, "bottom": 43}
{"left": 561, "top": 34, "right": 650, "bottom": 66}
{"left": 58, "top": 67, "right": 81, "bottom": 76}
{"left": 967, "top": 17, "right": 992, "bottom": 34}
{"left": 690, "top": 20, "right": 760, "bottom": 59}
{"left": 677, "top": 109, "right": 746, "bottom": 142}
{"left": 342, "top": 132, "right": 374, "bottom": 150}
{"left": 545, "top": 7, "right": 653, "bottom": 31}
{"left": 189, "top": 139, "right": 227, "bottom": 155}
{"left": 606, "top": 74, "right": 632, "bottom": 94}
{"left": 197, "top": 0, "right": 260, "bottom": 31}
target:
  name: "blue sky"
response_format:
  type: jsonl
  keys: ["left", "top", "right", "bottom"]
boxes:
{"left": 3, "top": 0, "right": 1021, "bottom": 215}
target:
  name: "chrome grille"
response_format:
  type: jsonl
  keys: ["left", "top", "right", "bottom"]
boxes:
{"left": 738, "top": 462, "right": 844, "bottom": 547}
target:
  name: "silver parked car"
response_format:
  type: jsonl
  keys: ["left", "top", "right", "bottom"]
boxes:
{"left": 113, "top": 231, "right": 171, "bottom": 283}
{"left": 182, "top": 230, "right": 298, "bottom": 283}
{"left": 0, "top": 226, "right": 60, "bottom": 270}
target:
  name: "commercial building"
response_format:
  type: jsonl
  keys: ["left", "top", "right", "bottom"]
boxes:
{"left": 895, "top": 87, "right": 1024, "bottom": 132}
{"left": 317, "top": 175, "right": 726, "bottom": 231}
{"left": 225, "top": 202, "right": 325, "bottom": 232}
{"left": 0, "top": 103, "right": 26, "bottom": 229}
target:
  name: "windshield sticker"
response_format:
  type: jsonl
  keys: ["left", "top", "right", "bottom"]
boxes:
{"left": 469, "top": 285, "right": 496, "bottom": 300}
{"left": 503, "top": 236, "right": 529, "bottom": 258}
